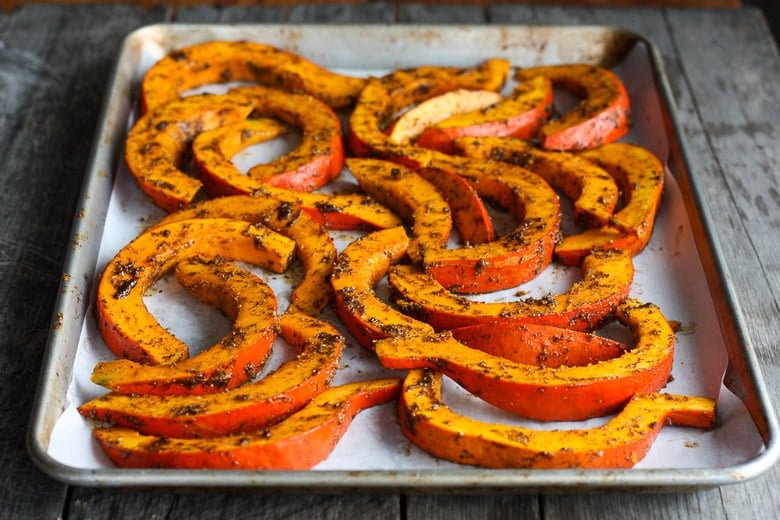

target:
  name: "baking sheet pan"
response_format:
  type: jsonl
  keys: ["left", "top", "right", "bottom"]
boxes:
{"left": 27, "top": 23, "right": 780, "bottom": 491}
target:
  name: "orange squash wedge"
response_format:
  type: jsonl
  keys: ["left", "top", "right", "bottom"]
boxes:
{"left": 91, "top": 258, "right": 277, "bottom": 395}
{"left": 399, "top": 369, "right": 716, "bottom": 469}
{"left": 389, "top": 249, "right": 634, "bottom": 332}
{"left": 140, "top": 40, "right": 367, "bottom": 113}
{"left": 453, "top": 136, "right": 619, "bottom": 228}
{"left": 515, "top": 64, "right": 630, "bottom": 150}
{"left": 449, "top": 321, "right": 627, "bottom": 367}
{"left": 416, "top": 76, "right": 554, "bottom": 154}
{"left": 419, "top": 156, "right": 560, "bottom": 294}
{"left": 555, "top": 227, "right": 648, "bottom": 267}
{"left": 346, "top": 158, "right": 452, "bottom": 264}
{"left": 348, "top": 61, "right": 512, "bottom": 244}
{"left": 124, "top": 93, "right": 254, "bottom": 212}
{"left": 193, "top": 86, "right": 346, "bottom": 192}
{"left": 388, "top": 89, "right": 503, "bottom": 145}
{"left": 253, "top": 185, "right": 403, "bottom": 231}
{"left": 91, "top": 377, "right": 401, "bottom": 470}
{"left": 579, "top": 142, "right": 665, "bottom": 238}
{"left": 330, "top": 226, "right": 434, "bottom": 349}
{"left": 376, "top": 298, "right": 676, "bottom": 421}
{"left": 96, "top": 218, "right": 295, "bottom": 365}
{"left": 156, "top": 194, "right": 335, "bottom": 316}
{"left": 79, "top": 312, "right": 344, "bottom": 438}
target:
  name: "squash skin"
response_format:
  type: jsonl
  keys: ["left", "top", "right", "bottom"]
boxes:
{"left": 514, "top": 64, "right": 631, "bottom": 150}
{"left": 124, "top": 93, "right": 254, "bottom": 213}
{"left": 388, "top": 249, "right": 634, "bottom": 332}
{"left": 156, "top": 194, "right": 335, "bottom": 316}
{"left": 194, "top": 86, "right": 346, "bottom": 192}
{"left": 449, "top": 321, "right": 627, "bottom": 367}
{"left": 347, "top": 157, "right": 452, "bottom": 264}
{"left": 420, "top": 155, "right": 560, "bottom": 294}
{"left": 79, "top": 312, "right": 345, "bottom": 438}
{"left": 92, "top": 378, "right": 401, "bottom": 470}
{"left": 91, "top": 258, "right": 277, "bottom": 395}
{"left": 141, "top": 40, "right": 367, "bottom": 113}
{"left": 416, "top": 76, "right": 554, "bottom": 154}
{"left": 399, "top": 369, "right": 715, "bottom": 469}
{"left": 376, "top": 298, "right": 677, "bottom": 421}
{"left": 330, "top": 226, "right": 434, "bottom": 349}
{"left": 453, "top": 136, "right": 619, "bottom": 228}
{"left": 96, "top": 218, "right": 296, "bottom": 366}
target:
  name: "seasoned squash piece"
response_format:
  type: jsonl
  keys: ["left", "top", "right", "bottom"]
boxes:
{"left": 389, "top": 249, "right": 634, "bottom": 332}
{"left": 92, "top": 378, "right": 401, "bottom": 470}
{"left": 348, "top": 60, "right": 512, "bottom": 244}
{"left": 79, "top": 312, "right": 344, "bottom": 438}
{"left": 417, "top": 76, "right": 554, "bottom": 154}
{"left": 377, "top": 298, "right": 677, "bottom": 421}
{"left": 515, "top": 64, "right": 630, "bottom": 150}
{"left": 91, "top": 258, "right": 277, "bottom": 395}
{"left": 124, "top": 93, "right": 254, "bottom": 212}
{"left": 454, "top": 136, "right": 619, "bottom": 228}
{"left": 330, "top": 227, "right": 434, "bottom": 348}
{"left": 96, "top": 218, "right": 295, "bottom": 365}
{"left": 194, "top": 86, "right": 345, "bottom": 192}
{"left": 420, "top": 156, "right": 560, "bottom": 294}
{"left": 399, "top": 369, "right": 715, "bottom": 469}
{"left": 579, "top": 142, "right": 665, "bottom": 238}
{"left": 156, "top": 194, "right": 335, "bottom": 316}
{"left": 347, "top": 158, "right": 452, "bottom": 264}
{"left": 389, "top": 89, "right": 503, "bottom": 145}
{"left": 141, "top": 40, "right": 367, "bottom": 112}
{"left": 450, "top": 321, "right": 627, "bottom": 367}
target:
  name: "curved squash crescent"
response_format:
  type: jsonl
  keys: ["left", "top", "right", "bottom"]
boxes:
{"left": 399, "top": 369, "right": 715, "bottom": 469}
{"left": 141, "top": 40, "right": 367, "bottom": 113}
{"left": 79, "top": 312, "right": 345, "bottom": 438}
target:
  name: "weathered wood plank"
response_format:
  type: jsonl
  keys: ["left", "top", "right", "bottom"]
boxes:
{"left": 0, "top": 5, "right": 167, "bottom": 519}
{"left": 67, "top": 491, "right": 400, "bottom": 519}
{"left": 665, "top": 7, "right": 780, "bottom": 517}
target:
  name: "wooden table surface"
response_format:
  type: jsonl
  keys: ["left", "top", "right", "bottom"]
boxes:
{"left": 2, "top": 3, "right": 779, "bottom": 519}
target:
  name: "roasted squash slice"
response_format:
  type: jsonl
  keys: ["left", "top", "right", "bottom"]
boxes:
{"left": 194, "top": 86, "right": 346, "bottom": 192}
{"left": 91, "top": 258, "right": 277, "bottom": 395}
{"left": 124, "top": 93, "right": 254, "bottom": 212}
{"left": 453, "top": 136, "right": 619, "bottom": 228}
{"left": 376, "top": 298, "right": 677, "bottom": 421}
{"left": 450, "top": 321, "right": 627, "bottom": 367}
{"left": 348, "top": 61, "right": 512, "bottom": 244}
{"left": 420, "top": 156, "right": 560, "bottom": 294}
{"left": 79, "top": 312, "right": 344, "bottom": 438}
{"left": 96, "top": 218, "right": 295, "bottom": 365}
{"left": 389, "top": 89, "right": 503, "bottom": 145}
{"left": 330, "top": 226, "right": 434, "bottom": 348}
{"left": 416, "top": 76, "right": 554, "bottom": 154}
{"left": 389, "top": 249, "right": 634, "bottom": 332}
{"left": 349, "top": 76, "right": 495, "bottom": 245}
{"left": 347, "top": 158, "right": 452, "bottom": 264}
{"left": 579, "top": 142, "right": 665, "bottom": 238}
{"left": 515, "top": 64, "right": 630, "bottom": 150}
{"left": 399, "top": 369, "right": 716, "bottom": 469}
{"left": 92, "top": 377, "right": 401, "bottom": 470}
{"left": 140, "top": 40, "right": 367, "bottom": 113}
{"left": 156, "top": 194, "right": 335, "bottom": 316}
{"left": 555, "top": 227, "right": 648, "bottom": 267}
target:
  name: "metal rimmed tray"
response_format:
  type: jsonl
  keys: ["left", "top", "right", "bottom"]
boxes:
{"left": 27, "top": 23, "right": 779, "bottom": 492}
